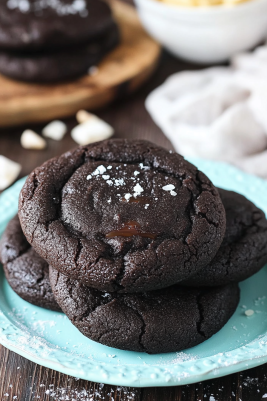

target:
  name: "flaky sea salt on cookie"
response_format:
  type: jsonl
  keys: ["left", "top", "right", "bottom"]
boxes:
{"left": 19, "top": 139, "right": 226, "bottom": 293}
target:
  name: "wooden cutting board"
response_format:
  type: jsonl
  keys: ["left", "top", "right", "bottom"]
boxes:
{"left": 0, "top": 0, "right": 161, "bottom": 128}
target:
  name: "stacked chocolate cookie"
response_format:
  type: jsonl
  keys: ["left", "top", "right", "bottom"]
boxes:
{"left": 1, "top": 139, "right": 267, "bottom": 354}
{"left": 0, "top": 0, "right": 120, "bottom": 82}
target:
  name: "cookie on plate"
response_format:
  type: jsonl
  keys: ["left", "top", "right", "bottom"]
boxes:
{"left": 0, "top": 23, "right": 119, "bottom": 82}
{"left": 182, "top": 189, "right": 267, "bottom": 287}
{"left": 0, "top": 215, "right": 60, "bottom": 311}
{"left": 19, "top": 139, "right": 226, "bottom": 293}
{"left": 50, "top": 266, "right": 240, "bottom": 353}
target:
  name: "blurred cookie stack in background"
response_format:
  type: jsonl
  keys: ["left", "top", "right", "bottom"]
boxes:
{"left": 0, "top": 0, "right": 120, "bottom": 82}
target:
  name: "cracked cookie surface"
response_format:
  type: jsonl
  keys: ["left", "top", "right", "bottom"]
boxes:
{"left": 50, "top": 265, "right": 240, "bottom": 353}
{"left": 182, "top": 189, "right": 267, "bottom": 287}
{"left": 0, "top": 215, "right": 61, "bottom": 311}
{"left": 19, "top": 139, "right": 226, "bottom": 293}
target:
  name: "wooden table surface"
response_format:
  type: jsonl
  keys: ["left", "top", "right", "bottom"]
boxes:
{"left": 1, "top": 47, "right": 267, "bottom": 400}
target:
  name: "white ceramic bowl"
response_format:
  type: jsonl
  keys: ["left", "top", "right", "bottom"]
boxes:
{"left": 134, "top": 0, "right": 267, "bottom": 63}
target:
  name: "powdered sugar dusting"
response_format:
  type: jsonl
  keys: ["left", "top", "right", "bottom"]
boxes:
{"left": 36, "top": 383, "right": 137, "bottom": 400}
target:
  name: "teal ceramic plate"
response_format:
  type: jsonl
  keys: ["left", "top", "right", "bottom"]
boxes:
{"left": 0, "top": 159, "right": 267, "bottom": 387}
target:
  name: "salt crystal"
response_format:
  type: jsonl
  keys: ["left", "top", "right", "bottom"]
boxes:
{"left": 0, "top": 156, "right": 21, "bottom": 191}
{"left": 114, "top": 178, "right": 125, "bottom": 187}
{"left": 92, "top": 165, "right": 106, "bottom": 176}
{"left": 102, "top": 175, "right": 110, "bottom": 180}
{"left": 124, "top": 193, "right": 132, "bottom": 201}
{"left": 42, "top": 120, "right": 67, "bottom": 141}
{"left": 21, "top": 129, "right": 46, "bottom": 150}
{"left": 162, "top": 184, "right": 175, "bottom": 191}
{"left": 133, "top": 183, "right": 144, "bottom": 197}
{"left": 134, "top": 171, "right": 140, "bottom": 176}
{"left": 139, "top": 163, "right": 149, "bottom": 170}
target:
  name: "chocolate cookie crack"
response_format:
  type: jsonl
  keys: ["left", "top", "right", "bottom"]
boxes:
{"left": 122, "top": 299, "right": 147, "bottom": 352}
{"left": 19, "top": 140, "right": 226, "bottom": 292}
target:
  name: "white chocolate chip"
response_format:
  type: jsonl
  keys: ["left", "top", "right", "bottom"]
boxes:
{"left": 42, "top": 120, "right": 67, "bottom": 141}
{"left": 0, "top": 156, "right": 21, "bottom": 191}
{"left": 245, "top": 309, "right": 254, "bottom": 316}
{"left": 71, "top": 117, "right": 114, "bottom": 146}
{"left": 76, "top": 110, "right": 98, "bottom": 124}
{"left": 102, "top": 175, "right": 110, "bottom": 180}
{"left": 162, "top": 184, "right": 175, "bottom": 191}
{"left": 21, "top": 129, "right": 46, "bottom": 150}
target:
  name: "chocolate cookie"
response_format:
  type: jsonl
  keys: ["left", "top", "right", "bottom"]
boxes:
{"left": 182, "top": 189, "right": 267, "bottom": 287}
{"left": 0, "top": 215, "right": 60, "bottom": 311}
{"left": 0, "top": 0, "right": 115, "bottom": 51}
{"left": 19, "top": 139, "right": 226, "bottom": 293}
{"left": 50, "top": 266, "right": 240, "bottom": 353}
{"left": 0, "top": 23, "right": 119, "bottom": 82}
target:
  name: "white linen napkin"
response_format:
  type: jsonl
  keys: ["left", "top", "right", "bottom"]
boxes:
{"left": 146, "top": 46, "right": 267, "bottom": 179}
